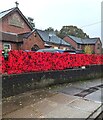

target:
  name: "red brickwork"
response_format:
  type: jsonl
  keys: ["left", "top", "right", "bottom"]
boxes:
{"left": 2, "top": 12, "right": 31, "bottom": 34}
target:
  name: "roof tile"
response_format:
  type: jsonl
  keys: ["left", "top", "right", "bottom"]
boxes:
{"left": 36, "top": 29, "right": 70, "bottom": 46}
{"left": 68, "top": 35, "right": 99, "bottom": 44}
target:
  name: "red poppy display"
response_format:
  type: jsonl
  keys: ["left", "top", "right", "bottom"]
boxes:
{"left": 0, "top": 50, "right": 103, "bottom": 74}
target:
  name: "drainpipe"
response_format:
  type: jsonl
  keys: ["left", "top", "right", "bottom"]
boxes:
{"left": 59, "top": 39, "right": 62, "bottom": 49}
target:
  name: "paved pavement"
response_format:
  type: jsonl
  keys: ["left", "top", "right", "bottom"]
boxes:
{"left": 2, "top": 78, "right": 103, "bottom": 119}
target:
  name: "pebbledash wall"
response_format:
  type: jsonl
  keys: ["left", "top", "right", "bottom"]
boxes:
{"left": 2, "top": 65, "right": 103, "bottom": 98}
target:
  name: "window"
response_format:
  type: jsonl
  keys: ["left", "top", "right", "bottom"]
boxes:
{"left": 3, "top": 43, "right": 11, "bottom": 51}
{"left": 77, "top": 44, "right": 80, "bottom": 49}
{"left": 31, "top": 45, "right": 39, "bottom": 51}
{"left": 97, "top": 43, "right": 101, "bottom": 49}
{"left": 63, "top": 47, "right": 66, "bottom": 50}
{"left": 54, "top": 46, "right": 58, "bottom": 49}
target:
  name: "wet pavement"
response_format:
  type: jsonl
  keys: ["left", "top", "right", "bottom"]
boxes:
{"left": 2, "top": 78, "right": 103, "bottom": 119}
{"left": 2, "top": 89, "right": 56, "bottom": 115}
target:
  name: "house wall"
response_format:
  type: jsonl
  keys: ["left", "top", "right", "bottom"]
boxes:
{"left": 0, "top": 41, "right": 2, "bottom": 50}
{"left": 81, "top": 44, "right": 94, "bottom": 53}
{"left": 21, "top": 32, "right": 44, "bottom": 50}
{"left": 1, "top": 10, "right": 45, "bottom": 50}
{"left": 64, "top": 37, "right": 102, "bottom": 54}
{"left": 11, "top": 43, "right": 19, "bottom": 50}
{"left": 64, "top": 36, "right": 78, "bottom": 50}
{"left": 81, "top": 40, "right": 102, "bottom": 54}
{"left": 0, "top": 19, "right": 2, "bottom": 31}
{"left": 2, "top": 11, "right": 31, "bottom": 34}
{"left": 95, "top": 40, "right": 102, "bottom": 54}
{"left": 2, "top": 41, "right": 18, "bottom": 50}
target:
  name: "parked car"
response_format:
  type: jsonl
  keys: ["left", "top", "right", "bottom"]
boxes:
{"left": 36, "top": 48, "right": 64, "bottom": 53}
{"left": 64, "top": 50, "right": 83, "bottom": 54}
{"left": 23, "top": 50, "right": 33, "bottom": 52}
{"left": 36, "top": 48, "right": 77, "bottom": 54}
{"left": 63, "top": 50, "right": 76, "bottom": 54}
{"left": 75, "top": 50, "right": 83, "bottom": 54}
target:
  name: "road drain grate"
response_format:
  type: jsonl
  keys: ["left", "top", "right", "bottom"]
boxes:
{"left": 74, "top": 87, "right": 99, "bottom": 97}
{"left": 96, "top": 84, "right": 103, "bottom": 88}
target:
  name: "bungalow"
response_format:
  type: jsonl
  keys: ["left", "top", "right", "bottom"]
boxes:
{"left": 64, "top": 35, "right": 102, "bottom": 54}
{"left": 0, "top": 6, "right": 71, "bottom": 51}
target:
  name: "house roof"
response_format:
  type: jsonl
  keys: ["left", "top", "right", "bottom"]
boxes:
{"left": 0, "top": 7, "right": 33, "bottom": 30}
{"left": 0, "top": 7, "right": 15, "bottom": 18}
{"left": 0, "top": 31, "right": 22, "bottom": 43}
{"left": 68, "top": 35, "right": 100, "bottom": 44}
{"left": 68, "top": 35, "right": 83, "bottom": 44}
{"left": 36, "top": 29, "right": 71, "bottom": 46}
{"left": 18, "top": 29, "right": 35, "bottom": 39}
{"left": 18, "top": 32, "right": 31, "bottom": 39}
{"left": 0, "top": 30, "right": 36, "bottom": 43}
{"left": 82, "top": 38, "right": 99, "bottom": 44}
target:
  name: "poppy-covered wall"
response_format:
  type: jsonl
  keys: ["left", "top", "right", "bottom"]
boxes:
{"left": 1, "top": 50, "right": 103, "bottom": 97}
{"left": 1, "top": 50, "right": 103, "bottom": 74}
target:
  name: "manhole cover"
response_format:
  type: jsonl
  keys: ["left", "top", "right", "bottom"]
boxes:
{"left": 74, "top": 87, "right": 99, "bottom": 97}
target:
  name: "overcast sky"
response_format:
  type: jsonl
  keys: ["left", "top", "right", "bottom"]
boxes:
{"left": 0, "top": 0, "right": 102, "bottom": 41}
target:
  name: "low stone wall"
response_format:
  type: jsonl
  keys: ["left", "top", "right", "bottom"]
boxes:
{"left": 2, "top": 65, "right": 103, "bottom": 98}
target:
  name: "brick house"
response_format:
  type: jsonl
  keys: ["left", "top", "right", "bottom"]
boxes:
{"left": 0, "top": 7, "right": 71, "bottom": 51}
{"left": 64, "top": 35, "right": 102, "bottom": 54}
{"left": 35, "top": 29, "right": 71, "bottom": 50}
{"left": 0, "top": 7, "right": 45, "bottom": 51}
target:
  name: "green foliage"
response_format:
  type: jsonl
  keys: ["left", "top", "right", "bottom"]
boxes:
{"left": 58, "top": 25, "right": 89, "bottom": 39}
{"left": 45, "top": 26, "right": 89, "bottom": 39}
{"left": 84, "top": 45, "right": 93, "bottom": 54}
{"left": 45, "top": 27, "right": 55, "bottom": 33}
{"left": 27, "top": 17, "right": 35, "bottom": 29}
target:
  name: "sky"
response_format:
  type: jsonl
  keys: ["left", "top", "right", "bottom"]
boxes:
{"left": 0, "top": 0, "right": 103, "bottom": 41}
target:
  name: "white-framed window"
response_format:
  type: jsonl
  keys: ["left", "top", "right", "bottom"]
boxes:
{"left": 54, "top": 46, "right": 58, "bottom": 49}
{"left": 63, "top": 47, "right": 66, "bottom": 50}
{"left": 3, "top": 43, "right": 11, "bottom": 51}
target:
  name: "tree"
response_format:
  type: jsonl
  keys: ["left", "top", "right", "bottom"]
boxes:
{"left": 27, "top": 17, "right": 35, "bottom": 29}
{"left": 45, "top": 27, "right": 54, "bottom": 32}
{"left": 84, "top": 45, "right": 93, "bottom": 54}
{"left": 57, "top": 25, "right": 89, "bottom": 39}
